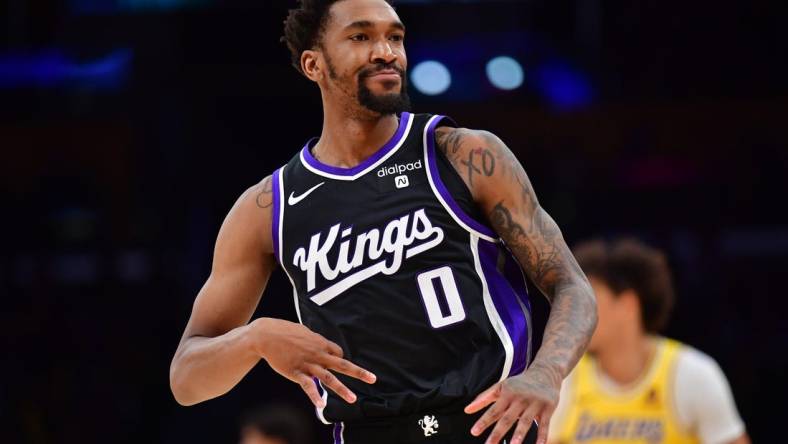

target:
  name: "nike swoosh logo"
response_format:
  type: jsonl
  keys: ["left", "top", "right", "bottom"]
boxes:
{"left": 288, "top": 182, "right": 325, "bottom": 206}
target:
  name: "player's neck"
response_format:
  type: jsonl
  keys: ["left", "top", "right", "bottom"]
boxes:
{"left": 312, "top": 103, "right": 400, "bottom": 169}
{"left": 596, "top": 333, "right": 657, "bottom": 386}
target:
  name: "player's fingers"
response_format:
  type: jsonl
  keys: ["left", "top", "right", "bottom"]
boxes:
{"left": 295, "top": 372, "right": 325, "bottom": 408}
{"left": 510, "top": 403, "right": 540, "bottom": 444}
{"left": 470, "top": 398, "right": 509, "bottom": 437}
{"left": 323, "top": 354, "right": 377, "bottom": 384}
{"left": 307, "top": 364, "right": 357, "bottom": 404}
{"left": 534, "top": 409, "right": 553, "bottom": 444}
{"left": 323, "top": 339, "right": 344, "bottom": 358}
{"left": 464, "top": 382, "right": 501, "bottom": 414}
{"left": 485, "top": 404, "right": 522, "bottom": 444}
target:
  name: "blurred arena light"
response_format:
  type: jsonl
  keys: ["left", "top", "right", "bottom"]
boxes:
{"left": 0, "top": 49, "right": 132, "bottom": 89}
{"left": 534, "top": 62, "right": 593, "bottom": 111}
{"left": 70, "top": 0, "right": 210, "bottom": 14}
{"left": 486, "top": 56, "right": 524, "bottom": 90}
{"left": 411, "top": 60, "right": 452, "bottom": 96}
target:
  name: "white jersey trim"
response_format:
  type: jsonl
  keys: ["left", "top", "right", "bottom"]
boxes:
{"left": 275, "top": 168, "right": 286, "bottom": 264}
{"left": 422, "top": 115, "right": 498, "bottom": 243}
{"left": 275, "top": 169, "right": 304, "bottom": 324}
{"left": 470, "top": 235, "right": 514, "bottom": 380}
{"left": 316, "top": 379, "right": 331, "bottom": 425}
{"left": 299, "top": 113, "right": 415, "bottom": 181}
{"left": 277, "top": 168, "right": 327, "bottom": 423}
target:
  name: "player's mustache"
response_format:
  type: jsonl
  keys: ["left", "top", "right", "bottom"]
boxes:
{"left": 358, "top": 63, "right": 405, "bottom": 80}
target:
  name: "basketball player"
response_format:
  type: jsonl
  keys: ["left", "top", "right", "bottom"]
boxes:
{"left": 548, "top": 238, "right": 750, "bottom": 444}
{"left": 170, "top": 1, "right": 598, "bottom": 443}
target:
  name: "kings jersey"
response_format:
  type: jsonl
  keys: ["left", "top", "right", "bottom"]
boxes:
{"left": 270, "top": 113, "right": 533, "bottom": 424}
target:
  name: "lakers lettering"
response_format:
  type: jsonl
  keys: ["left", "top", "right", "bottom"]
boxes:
{"left": 575, "top": 413, "right": 664, "bottom": 443}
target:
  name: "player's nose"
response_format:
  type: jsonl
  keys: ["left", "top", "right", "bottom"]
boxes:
{"left": 370, "top": 40, "right": 397, "bottom": 65}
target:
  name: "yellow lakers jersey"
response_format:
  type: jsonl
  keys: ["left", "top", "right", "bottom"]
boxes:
{"left": 551, "top": 338, "right": 698, "bottom": 444}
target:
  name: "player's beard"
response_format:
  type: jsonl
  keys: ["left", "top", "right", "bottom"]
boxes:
{"left": 356, "top": 64, "right": 411, "bottom": 115}
{"left": 324, "top": 54, "right": 411, "bottom": 116}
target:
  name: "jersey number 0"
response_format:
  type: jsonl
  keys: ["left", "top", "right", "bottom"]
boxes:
{"left": 416, "top": 266, "right": 467, "bottom": 328}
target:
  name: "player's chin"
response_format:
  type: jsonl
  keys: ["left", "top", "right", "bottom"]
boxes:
{"left": 365, "top": 76, "right": 402, "bottom": 91}
{"left": 370, "top": 91, "right": 405, "bottom": 103}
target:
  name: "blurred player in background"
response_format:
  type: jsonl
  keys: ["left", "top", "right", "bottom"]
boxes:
{"left": 239, "top": 403, "right": 314, "bottom": 444}
{"left": 548, "top": 238, "right": 749, "bottom": 444}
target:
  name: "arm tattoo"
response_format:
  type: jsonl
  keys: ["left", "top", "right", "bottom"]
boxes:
{"left": 435, "top": 127, "right": 466, "bottom": 157}
{"left": 436, "top": 128, "right": 497, "bottom": 187}
{"left": 461, "top": 150, "right": 482, "bottom": 186}
{"left": 255, "top": 176, "right": 273, "bottom": 209}
{"left": 460, "top": 148, "right": 496, "bottom": 187}
{"left": 481, "top": 149, "right": 495, "bottom": 176}
{"left": 489, "top": 202, "right": 581, "bottom": 300}
{"left": 480, "top": 137, "right": 597, "bottom": 381}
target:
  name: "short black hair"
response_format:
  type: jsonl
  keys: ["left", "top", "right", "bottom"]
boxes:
{"left": 240, "top": 403, "right": 313, "bottom": 444}
{"left": 281, "top": 0, "right": 394, "bottom": 75}
{"left": 573, "top": 238, "right": 675, "bottom": 333}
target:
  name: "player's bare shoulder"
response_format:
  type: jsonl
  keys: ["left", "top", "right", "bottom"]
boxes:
{"left": 434, "top": 126, "right": 522, "bottom": 197}
{"left": 252, "top": 175, "right": 275, "bottom": 212}
{"left": 434, "top": 126, "right": 487, "bottom": 164}
{"left": 218, "top": 175, "right": 276, "bottom": 257}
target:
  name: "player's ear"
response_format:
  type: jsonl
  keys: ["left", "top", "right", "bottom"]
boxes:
{"left": 618, "top": 289, "right": 641, "bottom": 316}
{"left": 301, "top": 50, "right": 322, "bottom": 82}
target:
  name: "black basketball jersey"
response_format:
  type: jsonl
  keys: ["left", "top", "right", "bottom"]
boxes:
{"left": 270, "top": 112, "right": 533, "bottom": 425}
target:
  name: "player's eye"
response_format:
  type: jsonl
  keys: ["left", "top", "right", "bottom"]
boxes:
{"left": 390, "top": 34, "right": 405, "bottom": 42}
{"left": 350, "top": 34, "right": 368, "bottom": 42}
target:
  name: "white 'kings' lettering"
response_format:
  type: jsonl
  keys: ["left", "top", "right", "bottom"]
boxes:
{"left": 292, "top": 209, "right": 444, "bottom": 305}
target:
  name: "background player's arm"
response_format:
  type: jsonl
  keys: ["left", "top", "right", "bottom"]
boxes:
{"left": 675, "top": 349, "right": 750, "bottom": 444}
{"left": 435, "top": 128, "right": 597, "bottom": 444}
{"left": 170, "top": 176, "right": 375, "bottom": 407}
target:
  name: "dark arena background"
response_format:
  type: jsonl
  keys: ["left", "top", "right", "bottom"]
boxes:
{"left": 2, "top": 0, "right": 786, "bottom": 442}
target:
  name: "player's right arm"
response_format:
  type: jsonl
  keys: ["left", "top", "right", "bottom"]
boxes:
{"left": 169, "top": 176, "right": 376, "bottom": 407}
{"left": 676, "top": 348, "right": 750, "bottom": 444}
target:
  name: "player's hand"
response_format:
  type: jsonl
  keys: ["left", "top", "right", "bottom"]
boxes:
{"left": 251, "top": 317, "right": 376, "bottom": 407}
{"left": 464, "top": 362, "right": 561, "bottom": 444}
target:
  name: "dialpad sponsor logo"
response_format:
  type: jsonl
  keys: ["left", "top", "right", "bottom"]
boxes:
{"left": 377, "top": 160, "right": 423, "bottom": 177}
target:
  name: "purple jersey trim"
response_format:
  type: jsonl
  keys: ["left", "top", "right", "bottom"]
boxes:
{"left": 333, "top": 422, "right": 343, "bottom": 444}
{"left": 311, "top": 376, "right": 332, "bottom": 425}
{"left": 301, "top": 112, "right": 411, "bottom": 177}
{"left": 503, "top": 247, "right": 532, "bottom": 313}
{"left": 425, "top": 116, "right": 498, "bottom": 238}
{"left": 313, "top": 376, "right": 324, "bottom": 395}
{"left": 478, "top": 240, "right": 531, "bottom": 376}
{"left": 271, "top": 167, "right": 282, "bottom": 262}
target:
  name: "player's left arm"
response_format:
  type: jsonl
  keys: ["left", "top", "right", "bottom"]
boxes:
{"left": 435, "top": 127, "right": 598, "bottom": 444}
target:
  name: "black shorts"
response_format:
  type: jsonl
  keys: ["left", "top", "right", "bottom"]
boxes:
{"left": 330, "top": 410, "right": 538, "bottom": 444}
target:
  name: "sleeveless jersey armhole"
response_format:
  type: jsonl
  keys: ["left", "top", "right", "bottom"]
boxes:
{"left": 271, "top": 166, "right": 285, "bottom": 264}
{"left": 435, "top": 141, "right": 488, "bottom": 228}
{"left": 423, "top": 115, "right": 498, "bottom": 242}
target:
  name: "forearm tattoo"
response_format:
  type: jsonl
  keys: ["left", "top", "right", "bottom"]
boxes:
{"left": 436, "top": 127, "right": 597, "bottom": 379}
